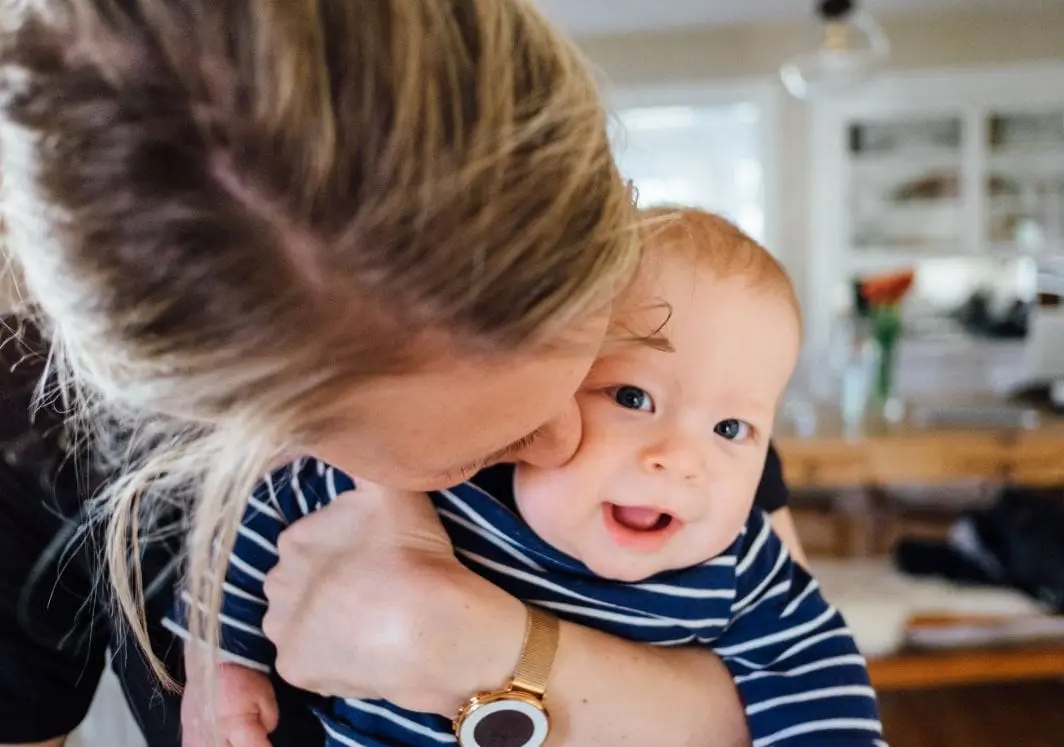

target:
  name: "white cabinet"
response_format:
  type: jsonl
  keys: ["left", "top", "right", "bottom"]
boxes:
{"left": 807, "top": 63, "right": 1064, "bottom": 358}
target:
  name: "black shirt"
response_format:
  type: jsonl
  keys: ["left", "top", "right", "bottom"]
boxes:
{"left": 755, "top": 444, "right": 790, "bottom": 514}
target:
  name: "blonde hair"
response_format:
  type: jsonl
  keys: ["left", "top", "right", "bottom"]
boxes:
{"left": 640, "top": 206, "right": 801, "bottom": 320}
{"left": 0, "top": 0, "right": 639, "bottom": 698}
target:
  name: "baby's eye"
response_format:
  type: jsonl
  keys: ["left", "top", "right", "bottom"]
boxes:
{"left": 714, "top": 419, "right": 752, "bottom": 442}
{"left": 610, "top": 385, "right": 655, "bottom": 413}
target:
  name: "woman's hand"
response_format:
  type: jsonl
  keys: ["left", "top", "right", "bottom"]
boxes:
{"left": 260, "top": 483, "right": 526, "bottom": 716}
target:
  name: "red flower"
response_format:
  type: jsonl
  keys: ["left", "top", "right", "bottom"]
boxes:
{"left": 860, "top": 269, "right": 915, "bottom": 307}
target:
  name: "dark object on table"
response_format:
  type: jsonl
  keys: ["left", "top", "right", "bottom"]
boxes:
{"left": 1010, "top": 384, "right": 1064, "bottom": 416}
{"left": 954, "top": 291, "right": 1029, "bottom": 339}
{"left": 895, "top": 488, "right": 1064, "bottom": 613}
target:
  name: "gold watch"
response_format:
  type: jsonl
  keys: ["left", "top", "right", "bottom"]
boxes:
{"left": 453, "top": 605, "right": 559, "bottom": 747}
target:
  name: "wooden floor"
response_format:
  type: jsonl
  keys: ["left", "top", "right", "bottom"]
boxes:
{"left": 879, "top": 680, "right": 1064, "bottom": 747}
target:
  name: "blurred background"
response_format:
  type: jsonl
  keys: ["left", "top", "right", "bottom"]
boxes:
{"left": 532, "top": 1, "right": 1064, "bottom": 745}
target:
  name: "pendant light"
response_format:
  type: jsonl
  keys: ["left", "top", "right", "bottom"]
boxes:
{"left": 780, "top": 0, "right": 890, "bottom": 100}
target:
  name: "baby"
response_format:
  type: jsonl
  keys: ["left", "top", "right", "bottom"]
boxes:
{"left": 172, "top": 208, "right": 883, "bottom": 746}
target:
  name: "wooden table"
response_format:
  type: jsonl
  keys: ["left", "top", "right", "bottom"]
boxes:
{"left": 775, "top": 402, "right": 1064, "bottom": 690}
{"left": 867, "top": 644, "right": 1064, "bottom": 691}
{"left": 775, "top": 404, "right": 1064, "bottom": 490}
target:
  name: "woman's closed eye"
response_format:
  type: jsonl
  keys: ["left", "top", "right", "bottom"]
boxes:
{"left": 714, "top": 418, "right": 753, "bottom": 442}
{"left": 609, "top": 385, "right": 655, "bottom": 413}
{"left": 445, "top": 430, "right": 544, "bottom": 480}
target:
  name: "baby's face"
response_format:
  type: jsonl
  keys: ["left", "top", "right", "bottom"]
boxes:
{"left": 514, "top": 252, "right": 800, "bottom": 582}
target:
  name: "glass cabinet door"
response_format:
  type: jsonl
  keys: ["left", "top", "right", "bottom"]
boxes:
{"left": 847, "top": 115, "right": 964, "bottom": 254}
{"left": 985, "top": 108, "right": 1064, "bottom": 253}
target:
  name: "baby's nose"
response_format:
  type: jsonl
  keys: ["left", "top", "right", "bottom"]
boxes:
{"left": 641, "top": 437, "right": 708, "bottom": 484}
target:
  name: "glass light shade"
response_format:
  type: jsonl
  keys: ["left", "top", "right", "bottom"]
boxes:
{"left": 780, "top": 11, "right": 890, "bottom": 100}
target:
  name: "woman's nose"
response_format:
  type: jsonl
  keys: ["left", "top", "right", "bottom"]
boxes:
{"left": 641, "top": 436, "right": 708, "bottom": 484}
{"left": 516, "top": 398, "right": 582, "bottom": 468}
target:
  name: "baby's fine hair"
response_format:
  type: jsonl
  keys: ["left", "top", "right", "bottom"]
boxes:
{"left": 640, "top": 206, "right": 801, "bottom": 321}
{"left": 0, "top": 0, "right": 640, "bottom": 696}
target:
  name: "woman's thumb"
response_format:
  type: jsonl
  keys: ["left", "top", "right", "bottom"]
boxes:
{"left": 225, "top": 717, "right": 273, "bottom": 747}
{"left": 256, "top": 685, "right": 280, "bottom": 734}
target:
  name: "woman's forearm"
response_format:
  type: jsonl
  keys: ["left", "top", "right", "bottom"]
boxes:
{"left": 769, "top": 507, "right": 808, "bottom": 568}
{"left": 545, "top": 621, "right": 751, "bottom": 747}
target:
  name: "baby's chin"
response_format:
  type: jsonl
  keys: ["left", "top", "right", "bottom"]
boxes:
{"left": 578, "top": 534, "right": 739, "bottom": 582}
{"left": 580, "top": 553, "right": 683, "bottom": 583}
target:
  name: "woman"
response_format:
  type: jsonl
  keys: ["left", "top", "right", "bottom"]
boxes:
{"left": 0, "top": 2, "right": 803, "bottom": 745}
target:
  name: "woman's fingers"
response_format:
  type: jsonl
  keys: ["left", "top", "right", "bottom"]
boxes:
{"left": 223, "top": 717, "right": 274, "bottom": 747}
{"left": 255, "top": 681, "right": 280, "bottom": 734}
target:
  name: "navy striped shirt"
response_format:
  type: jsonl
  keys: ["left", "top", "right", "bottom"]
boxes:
{"left": 169, "top": 459, "right": 883, "bottom": 746}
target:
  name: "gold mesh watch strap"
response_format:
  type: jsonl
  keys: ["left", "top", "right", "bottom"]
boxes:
{"left": 509, "top": 605, "right": 559, "bottom": 697}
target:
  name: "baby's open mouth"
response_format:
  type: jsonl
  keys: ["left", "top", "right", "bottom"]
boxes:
{"left": 603, "top": 503, "right": 682, "bottom": 552}
{"left": 610, "top": 504, "right": 674, "bottom": 532}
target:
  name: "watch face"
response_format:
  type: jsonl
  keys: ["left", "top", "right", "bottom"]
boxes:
{"left": 456, "top": 697, "right": 549, "bottom": 747}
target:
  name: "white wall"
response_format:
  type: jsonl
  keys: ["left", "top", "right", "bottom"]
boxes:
{"left": 68, "top": 666, "right": 146, "bottom": 747}
{"left": 577, "top": 7, "right": 1064, "bottom": 314}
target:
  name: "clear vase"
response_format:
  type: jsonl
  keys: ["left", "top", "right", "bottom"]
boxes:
{"left": 870, "top": 306, "right": 904, "bottom": 422}
{"left": 874, "top": 337, "right": 895, "bottom": 404}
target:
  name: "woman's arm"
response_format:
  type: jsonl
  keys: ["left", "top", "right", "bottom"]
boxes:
{"left": 546, "top": 622, "right": 751, "bottom": 746}
{"left": 769, "top": 507, "right": 809, "bottom": 568}
{"left": 262, "top": 484, "right": 754, "bottom": 747}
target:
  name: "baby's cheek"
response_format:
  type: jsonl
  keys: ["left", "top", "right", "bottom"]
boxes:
{"left": 695, "top": 478, "right": 762, "bottom": 557}
{"left": 513, "top": 466, "right": 593, "bottom": 551}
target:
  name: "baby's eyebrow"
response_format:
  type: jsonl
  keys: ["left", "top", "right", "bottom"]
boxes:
{"left": 636, "top": 333, "right": 674, "bottom": 352}
{"left": 601, "top": 299, "right": 675, "bottom": 354}
{"left": 600, "top": 330, "right": 675, "bottom": 355}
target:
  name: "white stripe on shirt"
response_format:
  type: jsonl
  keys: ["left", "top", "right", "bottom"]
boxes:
{"left": 160, "top": 618, "right": 271, "bottom": 674}
{"left": 291, "top": 462, "right": 310, "bottom": 515}
{"left": 745, "top": 685, "right": 878, "bottom": 717}
{"left": 753, "top": 718, "right": 883, "bottom": 747}
{"left": 735, "top": 654, "right": 869, "bottom": 684}
{"left": 237, "top": 525, "right": 278, "bottom": 556}
{"left": 436, "top": 489, "right": 532, "bottom": 556}
{"left": 732, "top": 548, "right": 789, "bottom": 614}
{"left": 247, "top": 494, "right": 283, "bottom": 523}
{"left": 440, "top": 510, "right": 546, "bottom": 571}
{"left": 341, "top": 700, "right": 457, "bottom": 744}
{"left": 457, "top": 549, "right": 680, "bottom": 619}
{"left": 715, "top": 605, "right": 838, "bottom": 657}
{"left": 532, "top": 599, "right": 728, "bottom": 629}
{"left": 627, "top": 582, "right": 735, "bottom": 600}
{"left": 782, "top": 577, "right": 821, "bottom": 617}
{"left": 736, "top": 520, "right": 772, "bottom": 576}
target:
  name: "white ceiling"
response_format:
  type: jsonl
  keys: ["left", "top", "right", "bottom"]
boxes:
{"left": 536, "top": 0, "right": 1062, "bottom": 37}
